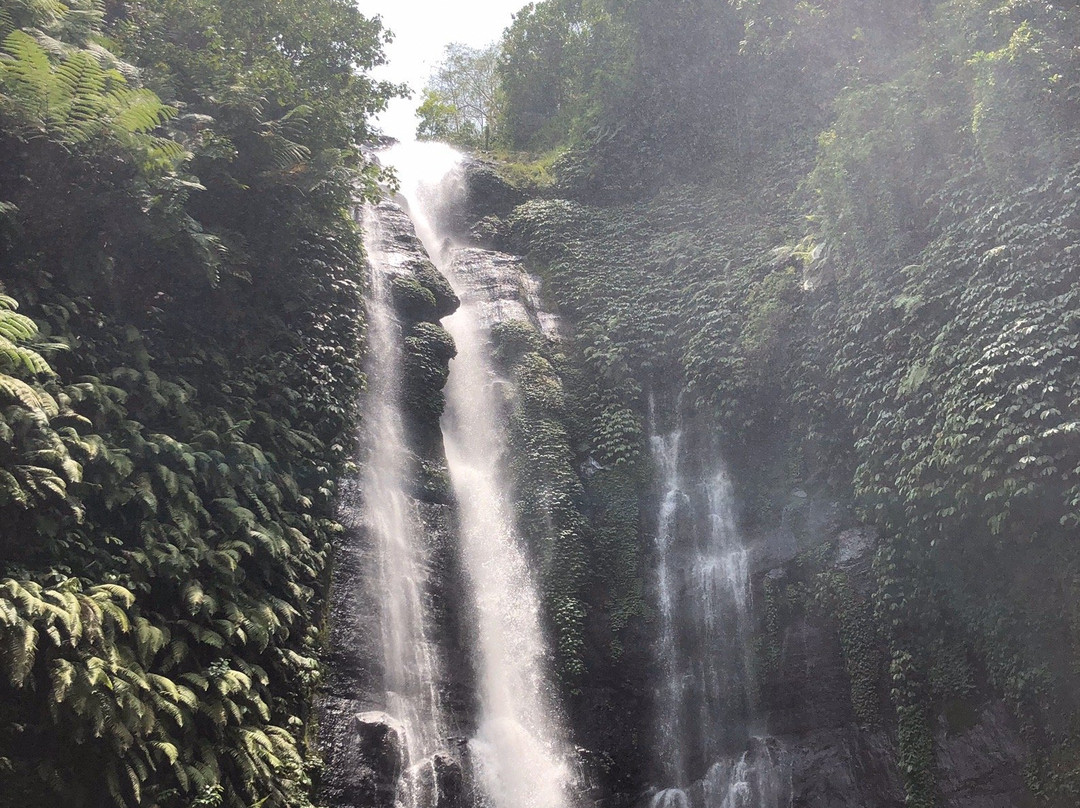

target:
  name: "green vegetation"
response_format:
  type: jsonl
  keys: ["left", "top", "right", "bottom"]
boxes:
{"left": 416, "top": 43, "right": 500, "bottom": 149}
{"left": 5, "top": 0, "right": 1080, "bottom": 803}
{"left": 0, "top": 0, "right": 396, "bottom": 805}
{"left": 478, "top": 0, "right": 1080, "bottom": 804}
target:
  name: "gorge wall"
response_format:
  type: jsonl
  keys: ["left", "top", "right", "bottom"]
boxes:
{"left": 321, "top": 145, "right": 1047, "bottom": 808}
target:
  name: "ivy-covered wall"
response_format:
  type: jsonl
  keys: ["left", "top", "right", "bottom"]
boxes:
{"left": 457, "top": 1, "right": 1080, "bottom": 804}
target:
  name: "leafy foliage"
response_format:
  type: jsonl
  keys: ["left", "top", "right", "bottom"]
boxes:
{"left": 417, "top": 43, "right": 501, "bottom": 150}
{"left": 0, "top": 0, "right": 397, "bottom": 805}
{"left": 495, "top": 0, "right": 1080, "bottom": 802}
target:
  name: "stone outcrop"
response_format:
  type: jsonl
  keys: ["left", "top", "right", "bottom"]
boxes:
{"left": 327, "top": 159, "right": 1037, "bottom": 808}
{"left": 319, "top": 198, "right": 476, "bottom": 808}
{"left": 447, "top": 246, "right": 560, "bottom": 340}
{"left": 746, "top": 498, "right": 1031, "bottom": 808}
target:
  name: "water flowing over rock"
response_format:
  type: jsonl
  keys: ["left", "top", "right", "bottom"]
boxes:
{"left": 322, "top": 140, "right": 1034, "bottom": 808}
{"left": 648, "top": 410, "right": 787, "bottom": 808}
{"left": 385, "top": 140, "right": 575, "bottom": 808}
{"left": 320, "top": 192, "right": 472, "bottom": 808}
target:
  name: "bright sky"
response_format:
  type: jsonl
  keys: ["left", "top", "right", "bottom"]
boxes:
{"left": 357, "top": 0, "right": 526, "bottom": 141}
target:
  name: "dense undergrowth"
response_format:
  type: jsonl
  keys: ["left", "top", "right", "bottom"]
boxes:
{"left": 475, "top": 0, "right": 1080, "bottom": 804}
{"left": 4, "top": 0, "right": 1080, "bottom": 804}
{"left": 0, "top": 0, "right": 395, "bottom": 804}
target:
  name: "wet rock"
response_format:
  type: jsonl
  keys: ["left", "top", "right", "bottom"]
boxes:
{"left": 470, "top": 214, "right": 510, "bottom": 250}
{"left": 434, "top": 751, "right": 466, "bottom": 808}
{"left": 786, "top": 727, "right": 904, "bottom": 808}
{"left": 447, "top": 246, "right": 561, "bottom": 340}
{"left": 319, "top": 706, "right": 408, "bottom": 808}
{"left": 834, "top": 527, "right": 876, "bottom": 567}
{"left": 346, "top": 712, "right": 407, "bottom": 808}
{"left": 935, "top": 703, "right": 1032, "bottom": 808}
{"left": 764, "top": 612, "right": 856, "bottom": 734}
{"left": 366, "top": 199, "right": 460, "bottom": 322}
{"left": 750, "top": 513, "right": 1030, "bottom": 808}
{"left": 461, "top": 159, "right": 526, "bottom": 226}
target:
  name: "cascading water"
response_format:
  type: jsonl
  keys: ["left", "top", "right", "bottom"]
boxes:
{"left": 351, "top": 202, "right": 447, "bottom": 802}
{"left": 653, "top": 428, "right": 690, "bottom": 786}
{"left": 650, "top": 412, "right": 790, "bottom": 808}
{"left": 385, "top": 141, "right": 574, "bottom": 808}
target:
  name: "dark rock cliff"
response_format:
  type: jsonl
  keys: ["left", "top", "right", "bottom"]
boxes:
{"left": 452, "top": 166, "right": 1037, "bottom": 808}
{"left": 324, "top": 163, "right": 1037, "bottom": 808}
{"left": 748, "top": 511, "right": 1032, "bottom": 808}
{"left": 318, "top": 200, "right": 476, "bottom": 808}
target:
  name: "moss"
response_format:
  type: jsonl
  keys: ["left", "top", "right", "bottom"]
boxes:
{"left": 501, "top": 321, "right": 590, "bottom": 689}
{"left": 487, "top": 148, "right": 563, "bottom": 194}
{"left": 391, "top": 275, "right": 438, "bottom": 321}
{"left": 491, "top": 320, "right": 545, "bottom": 367}
{"left": 471, "top": 215, "right": 509, "bottom": 249}
{"left": 407, "top": 321, "right": 456, "bottom": 363}
{"left": 412, "top": 263, "right": 459, "bottom": 319}
{"left": 891, "top": 651, "right": 938, "bottom": 808}
{"left": 758, "top": 572, "right": 784, "bottom": 678}
{"left": 402, "top": 322, "right": 457, "bottom": 430}
{"left": 766, "top": 552, "right": 885, "bottom": 727}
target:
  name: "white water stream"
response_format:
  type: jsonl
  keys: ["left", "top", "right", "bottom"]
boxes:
{"left": 385, "top": 141, "right": 573, "bottom": 808}
{"left": 650, "top": 415, "right": 790, "bottom": 808}
{"left": 356, "top": 202, "right": 446, "bottom": 802}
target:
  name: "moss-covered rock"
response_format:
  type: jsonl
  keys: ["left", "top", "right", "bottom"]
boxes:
{"left": 402, "top": 322, "right": 457, "bottom": 439}
{"left": 391, "top": 275, "right": 438, "bottom": 321}
{"left": 491, "top": 319, "right": 545, "bottom": 368}
{"left": 412, "top": 263, "right": 459, "bottom": 320}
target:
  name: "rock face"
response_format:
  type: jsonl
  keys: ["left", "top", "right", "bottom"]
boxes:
{"left": 624, "top": 488, "right": 1033, "bottom": 808}
{"left": 327, "top": 162, "right": 1037, "bottom": 808}
{"left": 447, "top": 246, "right": 561, "bottom": 340}
{"left": 935, "top": 703, "right": 1032, "bottom": 808}
{"left": 319, "top": 198, "right": 477, "bottom": 808}
{"left": 344, "top": 712, "right": 407, "bottom": 808}
{"left": 747, "top": 501, "right": 1032, "bottom": 808}
{"left": 460, "top": 159, "right": 525, "bottom": 233}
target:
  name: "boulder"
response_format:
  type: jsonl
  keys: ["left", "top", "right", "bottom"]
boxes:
{"left": 344, "top": 711, "right": 407, "bottom": 808}
{"left": 433, "top": 751, "right": 466, "bottom": 808}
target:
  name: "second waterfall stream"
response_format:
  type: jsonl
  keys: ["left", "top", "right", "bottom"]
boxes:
{"left": 385, "top": 141, "right": 574, "bottom": 808}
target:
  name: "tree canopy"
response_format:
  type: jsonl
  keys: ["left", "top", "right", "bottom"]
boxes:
{"left": 416, "top": 42, "right": 500, "bottom": 149}
{"left": 0, "top": 0, "right": 399, "bottom": 805}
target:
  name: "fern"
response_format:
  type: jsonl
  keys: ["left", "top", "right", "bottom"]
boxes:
{"left": 1, "top": 28, "right": 185, "bottom": 171}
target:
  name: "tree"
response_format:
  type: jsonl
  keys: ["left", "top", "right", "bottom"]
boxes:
{"left": 416, "top": 88, "right": 459, "bottom": 142}
{"left": 416, "top": 42, "right": 500, "bottom": 149}
{"left": 495, "top": 0, "right": 636, "bottom": 152}
{"left": 0, "top": 0, "right": 398, "bottom": 805}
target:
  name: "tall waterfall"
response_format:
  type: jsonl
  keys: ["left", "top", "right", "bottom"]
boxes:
{"left": 650, "top": 415, "right": 790, "bottom": 808}
{"left": 356, "top": 203, "right": 445, "bottom": 795}
{"left": 653, "top": 429, "right": 689, "bottom": 785}
{"left": 385, "top": 141, "right": 573, "bottom": 808}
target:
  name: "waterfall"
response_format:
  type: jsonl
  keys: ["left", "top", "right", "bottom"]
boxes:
{"left": 353, "top": 202, "right": 446, "bottom": 802}
{"left": 650, "top": 413, "right": 790, "bottom": 808}
{"left": 384, "top": 141, "right": 573, "bottom": 808}
{"left": 653, "top": 428, "right": 689, "bottom": 786}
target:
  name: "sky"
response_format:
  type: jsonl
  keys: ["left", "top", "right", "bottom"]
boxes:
{"left": 357, "top": 0, "right": 527, "bottom": 141}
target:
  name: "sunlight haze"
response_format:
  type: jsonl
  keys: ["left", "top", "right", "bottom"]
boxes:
{"left": 358, "top": 0, "right": 526, "bottom": 140}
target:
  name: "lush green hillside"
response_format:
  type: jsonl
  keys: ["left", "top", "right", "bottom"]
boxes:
{"left": 472, "top": 1, "right": 1080, "bottom": 804}
{"left": 5, "top": 0, "right": 1080, "bottom": 804}
{"left": 0, "top": 1, "right": 395, "bottom": 804}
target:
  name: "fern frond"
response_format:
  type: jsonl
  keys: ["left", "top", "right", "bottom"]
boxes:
{"left": 89, "top": 583, "right": 136, "bottom": 609}
{"left": 49, "top": 658, "right": 76, "bottom": 702}
{"left": 5, "top": 620, "right": 38, "bottom": 686}
{"left": 0, "top": 309, "right": 38, "bottom": 341}
{"left": 1, "top": 30, "right": 51, "bottom": 109}
{"left": 0, "top": 335, "right": 53, "bottom": 376}
{"left": 109, "top": 86, "right": 175, "bottom": 133}
{"left": 0, "top": 373, "right": 49, "bottom": 411}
